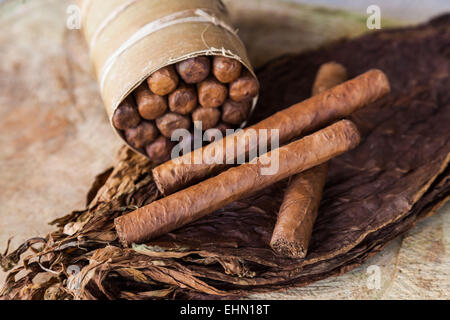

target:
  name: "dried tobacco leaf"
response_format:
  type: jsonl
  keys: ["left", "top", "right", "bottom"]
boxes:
{"left": 1, "top": 15, "right": 449, "bottom": 300}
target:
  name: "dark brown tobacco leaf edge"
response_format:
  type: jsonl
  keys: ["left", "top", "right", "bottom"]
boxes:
{"left": 1, "top": 14, "right": 450, "bottom": 300}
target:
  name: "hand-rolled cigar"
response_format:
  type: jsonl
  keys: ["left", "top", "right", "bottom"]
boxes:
{"left": 125, "top": 121, "right": 159, "bottom": 150}
{"left": 213, "top": 56, "right": 242, "bottom": 83}
{"left": 147, "top": 65, "right": 179, "bottom": 96}
{"left": 146, "top": 136, "right": 175, "bottom": 163}
{"left": 112, "top": 97, "right": 141, "bottom": 130}
{"left": 204, "top": 123, "right": 234, "bottom": 142}
{"left": 229, "top": 70, "right": 259, "bottom": 102}
{"left": 115, "top": 120, "right": 361, "bottom": 245}
{"left": 221, "top": 99, "right": 252, "bottom": 125}
{"left": 176, "top": 57, "right": 211, "bottom": 84}
{"left": 153, "top": 69, "right": 390, "bottom": 195}
{"left": 168, "top": 83, "right": 198, "bottom": 115}
{"left": 270, "top": 62, "right": 348, "bottom": 258}
{"left": 312, "top": 62, "right": 348, "bottom": 96}
{"left": 134, "top": 84, "right": 168, "bottom": 120}
{"left": 156, "top": 112, "right": 191, "bottom": 139}
{"left": 197, "top": 77, "right": 228, "bottom": 108}
{"left": 192, "top": 108, "right": 221, "bottom": 131}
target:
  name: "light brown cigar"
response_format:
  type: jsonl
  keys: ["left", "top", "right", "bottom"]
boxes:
{"left": 152, "top": 69, "right": 390, "bottom": 195}
{"left": 204, "top": 123, "right": 234, "bottom": 143}
{"left": 221, "top": 99, "right": 251, "bottom": 125}
{"left": 134, "top": 84, "right": 167, "bottom": 120}
{"left": 270, "top": 62, "right": 348, "bottom": 258}
{"left": 213, "top": 56, "right": 242, "bottom": 83}
{"left": 197, "top": 77, "right": 228, "bottom": 108}
{"left": 176, "top": 57, "right": 211, "bottom": 84}
{"left": 146, "top": 136, "right": 175, "bottom": 163}
{"left": 168, "top": 83, "right": 198, "bottom": 115}
{"left": 125, "top": 121, "right": 159, "bottom": 149}
{"left": 229, "top": 70, "right": 259, "bottom": 102}
{"left": 147, "top": 65, "right": 179, "bottom": 96}
{"left": 156, "top": 112, "right": 191, "bottom": 138}
{"left": 115, "top": 120, "right": 361, "bottom": 245}
{"left": 192, "top": 108, "right": 221, "bottom": 131}
{"left": 312, "top": 62, "right": 348, "bottom": 96}
{"left": 112, "top": 97, "right": 141, "bottom": 130}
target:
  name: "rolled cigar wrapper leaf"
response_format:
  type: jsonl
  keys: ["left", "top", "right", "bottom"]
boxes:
{"left": 115, "top": 120, "right": 361, "bottom": 245}
{"left": 271, "top": 62, "right": 348, "bottom": 258}
{"left": 78, "top": 0, "right": 258, "bottom": 158}
{"left": 153, "top": 69, "right": 390, "bottom": 195}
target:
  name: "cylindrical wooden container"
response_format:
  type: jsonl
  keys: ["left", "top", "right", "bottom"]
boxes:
{"left": 78, "top": 0, "right": 259, "bottom": 162}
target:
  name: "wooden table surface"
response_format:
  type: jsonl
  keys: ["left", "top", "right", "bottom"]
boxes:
{"left": 0, "top": 0, "right": 448, "bottom": 299}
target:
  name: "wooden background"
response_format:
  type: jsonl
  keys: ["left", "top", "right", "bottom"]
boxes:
{"left": 0, "top": 0, "right": 448, "bottom": 299}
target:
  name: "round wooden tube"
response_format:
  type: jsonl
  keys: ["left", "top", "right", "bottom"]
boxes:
{"left": 146, "top": 136, "right": 175, "bottom": 163}
{"left": 270, "top": 62, "right": 348, "bottom": 258}
{"left": 115, "top": 120, "right": 361, "bottom": 245}
{"left": 112, "top": 97, "right": 141, "bottom": 130}
{"left": 156, "top": 113, "right": 191, "bottom": 138}
{"left": 221, "top": 100, "right": 251, "bottom": 125}
{"left": 192, "top": 108, "right": 221, "bottom": 131}
{"left": 147, "top": 65, "right": 179, "bottom": 96}
{"left": 168, "top": 84, "right": 197, "bottom": 115}
{"left": 152, "top": 69, "right": 390, "bottom": 195}
{"left": 134, "top": 84, "right": 167, "bottom": 120}
{"left": 212, "top": 56, "right": 242, "bottom": 83}
{"left": 176, "top": 57, "right": 211, "bottom": 84}
{"left": 125, "top": 121, "right": 159, "bottom": 149}
{"left": 197, "top": 77, "right": 228, "bottom": 108}
{"left": 229, "top": 70, "right": 259, "bottom": 102}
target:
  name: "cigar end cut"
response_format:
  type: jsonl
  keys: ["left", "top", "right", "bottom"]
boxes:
{"left": 114, "top": 217, "right": 130, "bottom": 248}
{"left": 340, "top": 119, "right": 361, "bottom": 150}
{"left": 270, "top": 238, "right": 307, "bottom": 259}
{"left": 369, "top": 68, "right": 391, "bottom": 94}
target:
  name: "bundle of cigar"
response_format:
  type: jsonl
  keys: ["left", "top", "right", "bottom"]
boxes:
{"left": 115, "top": 67, "right": 391, "bottom": 248}
{"left": 112, "top": 56, "right": 259, "bottom": 163}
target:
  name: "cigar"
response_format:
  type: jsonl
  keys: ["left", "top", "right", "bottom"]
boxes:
{"left": 168, "top": 83, "right": 198, "bottom": 115}
{"left": 221, "top": 99, "right": 251, "bottom": 125}
{"left": 212, "top": 56, "right": 242, "bottom": 83}
{"left": 192, "top": 108, "right": 221, "bottom": 131}
{"left": 152, "top": 69, "right": 390, "bottom": 195}
{"left": 134, "top": 84, "right": 168, "bottom": 120}
{"left": 270, "top": 62, "right": 348, "bottom": 258}
{"left": 197, "top": 77, "right": 228, "bottom": 108}
{"left": 125, "top": 121, "right": 159, "bottom": 150}
{"left": 176, "top": 57, "right": 211, "bottom": 84}
{"left": 156, "top": 112, "right": 191, "bottom": 139}
{"left": 146, "top": 136, "right": 175, "bottom": 163}
{"left": 112, "top": 97, "right": 141, "bottom": 131}
{"left": 147, "top": 65, "right": 179, "bottom": 96}
{"left": 312, "top": 62, "right": 348, "bottom": 96}
{"left": 229, "top": 70, "right": 259, "bottom": 102}
{"left": 115, "top": 120, "right": 361, "bottom": 245}
{"left": 204, "top": 123, "right": 234, "bottom": 143}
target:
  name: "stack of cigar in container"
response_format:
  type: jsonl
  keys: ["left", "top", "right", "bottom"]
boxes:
{"left": 112, "top": 56, "right": 259, "bottom": 163}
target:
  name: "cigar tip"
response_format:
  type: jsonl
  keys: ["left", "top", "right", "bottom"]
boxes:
{"left": 152, "top": 166, "right": 169, "bottom": 195}
{"left": 114, "top": 217, "right": 130, "bottom": 248}
{"left": 339, "top": 119, "right": 361, "bottom": 149}
{"left": 367, "top": 68, "right": 391, "bottom": 93}
{"left": 270, "top": 238, "right": 307, "bottom": 259}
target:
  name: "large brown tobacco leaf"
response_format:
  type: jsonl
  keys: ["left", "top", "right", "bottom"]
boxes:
{"left": 1, "top": 15, "right": 449, "bottom": 300}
